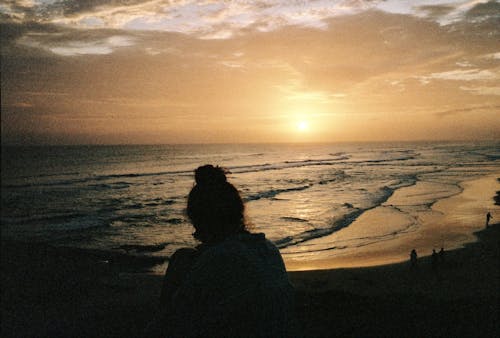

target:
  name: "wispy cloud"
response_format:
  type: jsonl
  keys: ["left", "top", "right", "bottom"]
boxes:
{"left": 411, "top": 0, "right": 498, "bottom": 25}
{"left": 417, "top": 68, "right": 498, "bottom": 84}
{"left": 481, "top": 52, "right": 500, "bottom": 60}
{"left": 5, "top": 0, "right": 497, "bottom": 40}
{"left": 434, "top": 104, "right": 500, "bottom": 117}
{"left": 459, "top": 85, "right": 500, "bottom": 95}
{"left": 17, "top": 33, "right": 135, "bottom": 55}
{"left": 10, "top": 102, "right": 34, "bottom": 108}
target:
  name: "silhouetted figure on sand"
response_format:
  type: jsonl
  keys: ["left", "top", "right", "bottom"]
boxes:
{"left": 410, "top": 249, "right": 418, "bottom": 269}
{"left": 486, "top": 212, "right": 492, "bottom": 228}
{"left": 439, "top": 247, "right": 445, "bottom": 263}
{"left": 146, "top": 165, "right": 294, "bottom": 337}
{"left": 431, "top": 249, "right": 438, "bottom": 271}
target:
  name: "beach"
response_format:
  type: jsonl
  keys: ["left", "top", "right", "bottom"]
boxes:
{"left": 284, "top": 174, "right": 500, "bottom": 271}
{"left": 2, "top": 224, "right": 498, "bottom": 337}
{"left": 2, "top": 219, "right": 499, "bottom": 336}
{"left": 2, "top": 149, "right": 499, "bottom": 336}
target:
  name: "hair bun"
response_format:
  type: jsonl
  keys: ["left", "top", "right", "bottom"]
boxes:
{"left": 195, "top": 165, "right": 227, "bottom": 187}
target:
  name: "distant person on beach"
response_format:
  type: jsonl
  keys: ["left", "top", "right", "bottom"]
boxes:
{"left": 146, "top": 165, "right": 294, "bottom": 337}
{"left": 486, "top": 212, "right": 492, "bottom": 228}
{"left": 439, "top": 247, "right": 445, "bottom": 263}
{"left": 431, "top": 249, "right": 438, "bottom": 271}
{"left": 410, "top": 249, "right": 418, "bottom": 269}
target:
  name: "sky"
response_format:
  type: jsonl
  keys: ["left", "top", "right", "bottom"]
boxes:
{"left": 1, "top": 0, "right": 499, "bottom": 145}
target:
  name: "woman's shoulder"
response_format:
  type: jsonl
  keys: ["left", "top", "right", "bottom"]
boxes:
{"left": 199, "top": 233, "right": 286, "bottom": 274}
{"left": 170, "top": 247, "right": 200, "bottom": 264}
{"left": 187, "top": 232, "right": 269, "bottom": 267}
{"left": 172, "top": 247, "right": 199, "bottom": 257}
{"left": 202, "top": 232, "right": 275, "bottom": 256}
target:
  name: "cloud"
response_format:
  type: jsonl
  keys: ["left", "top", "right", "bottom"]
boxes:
{"left": 1, "top": 0, "right": 498, "bottom": 62}
{"left": 17, "top": 33, "right": 135, "bottom": 55}
{"left": 10, "top": 102, "right": 34, "bottom": 107}
{"left": 10, "top": 0, "right": 495, "bottom": 41}
{"left": 434, "top": 104, "right": 500, "bottom": 117}
{"left": 387, "top": 0, "right": 499, "bottom": 25}
{"left": 417, "top": 69, "right": 498, "bottom": 83}
{"left": 416, "top": 4, "right": 456, "bottom": 20}
{"left": 459, "top": 85, "right": 500, "bottom": 95}
{"left": 465, "top": 0, "right": 500, "bottom": 21}
{"left": 481, "top": 52, "right": 500, "bottom": 59}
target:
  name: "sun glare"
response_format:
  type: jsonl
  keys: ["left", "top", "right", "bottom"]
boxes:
{"left": 297, "top": 121, "right": 308, "bottom": 132}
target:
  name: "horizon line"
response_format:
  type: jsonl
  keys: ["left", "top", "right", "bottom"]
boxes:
{"left": 2, "top": 139, "right": 499, "bottom": 147}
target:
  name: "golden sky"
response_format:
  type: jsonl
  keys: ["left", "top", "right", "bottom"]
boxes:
{"left": 1, "top": 0, "right": 499, "bottom": 144}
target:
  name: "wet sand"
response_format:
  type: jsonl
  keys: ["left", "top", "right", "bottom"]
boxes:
{"left": 285, "top": 174, "right": 500, "bottom": 271}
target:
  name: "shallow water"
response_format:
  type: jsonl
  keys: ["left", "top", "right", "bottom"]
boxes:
{"left": 1, "top": 141, "right": 499, "bottom": 271}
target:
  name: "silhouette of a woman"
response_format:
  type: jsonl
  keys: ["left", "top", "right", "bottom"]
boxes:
{"left": 148, "top": 165, "right": 294, "bottom": 337}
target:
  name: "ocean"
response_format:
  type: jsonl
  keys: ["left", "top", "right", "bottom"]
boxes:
{"left": 2, "top": 141, "right": 499, "bottom": 271}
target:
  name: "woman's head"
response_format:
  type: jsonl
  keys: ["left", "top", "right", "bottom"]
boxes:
{"left": 187, "top": 165, "right": 245, "bottom": 243}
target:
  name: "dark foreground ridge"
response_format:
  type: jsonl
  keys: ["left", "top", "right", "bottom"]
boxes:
{"left": 292, "top": 223, "right": 499, "bottom": 337}
{"left": 2, "top": 223, "right": 499, "bottom": 337}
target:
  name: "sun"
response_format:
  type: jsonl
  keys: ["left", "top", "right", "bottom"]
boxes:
{"left": 296, "top": 121, "right": 308, "bottom": 132}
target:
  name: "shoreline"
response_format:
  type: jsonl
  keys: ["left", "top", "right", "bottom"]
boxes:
{"left": 290, "top": 222, "right": 499, "bottom": 298}
{"left": 285, "top": 173, "right": 500, "bottom": 271}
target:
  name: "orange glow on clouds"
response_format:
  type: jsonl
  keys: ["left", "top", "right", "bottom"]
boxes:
{"left": 1, "top": 1, "right": 499, "bottom": 144}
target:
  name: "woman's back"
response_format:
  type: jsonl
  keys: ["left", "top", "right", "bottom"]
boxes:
{"left": 168, "top": 232, "right": 294, "bottom": 337}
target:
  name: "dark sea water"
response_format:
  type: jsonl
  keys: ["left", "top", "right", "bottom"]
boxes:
{"left": 2, "top": 142, "right": 499, "bottom": 270}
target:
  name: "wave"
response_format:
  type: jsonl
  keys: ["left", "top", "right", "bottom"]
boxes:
{"left": 7, "top": 171, "right": 81, "bottom": 180}
{"left": 0, "top": 169, "right": 192, "bottom": 189}
{"left": 1, "top": 152, "right": 419, "bottom": 190}
{"left": 1, "top": 212, "right": 89, "bottom": 226}
{"left": 88, "top": 181, "right": 131, "bottom": 190}
{"left": 1, "top": 157, "right": 350, "bottom": 189}
{"left": 274, "top": 181, "right": 412, "bottom": 250}
{"left": 244, "top": 185, "right": 312, "bottom": 201}
{"left": 481, "top": 153, "right": 500, "bottom": 161}
{"left": 165, "top": 218, "right": 184, "bottom": 225}
{"left": 144, "top": 198, "right": 176, "bottom": 206}
{"left": 116, "top": 243, "right": 168, "bottom": 253}
{"left": 280, "top": 216, "right": 308, "bottom": 223}
{"left": 363, "top": 155, "right": 416, "bottom": 164}
{"left": 283, "top": 210, "right": 420, "bottom": 256}
{"left": 244, "top": 170, "right": 346, "bottom": 201}
{"left": 275, "top": 209, "right": 363, "bottom": 249}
